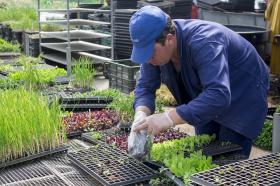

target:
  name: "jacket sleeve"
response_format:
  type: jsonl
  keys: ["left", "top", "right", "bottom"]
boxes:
{"left": 176, "top": 41, "right": 231, "bottom": 126}
{"left": 134, "top": 63, "right": 161, "bottom": 113}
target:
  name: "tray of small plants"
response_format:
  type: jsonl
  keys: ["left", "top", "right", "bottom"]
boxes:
{"left": 190, "top": 153, "right": 280, "bottom": 186}
{"left": 0, "top": 55, "right": 55, "bottom": 76}
{"left": 63, "top": 109, "right": 119, "bottom": 138}
{"left": 59, "top": 89, "right": 123, "bottom": 111}
{"left": 82, "top": 128, "right": 189, "bottom": 152}
{"left": 150, "top": 134, "right": 218, "bottom": 185}
{"left": 0, "top": 88, "right": 67, "bottom": 169}
{"left": 67, "top": 142, "right": 156, "bottom": 186}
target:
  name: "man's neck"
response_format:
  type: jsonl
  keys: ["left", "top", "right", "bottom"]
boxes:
{"left": 170, "top": 35, "right": 181, "bottom": 71}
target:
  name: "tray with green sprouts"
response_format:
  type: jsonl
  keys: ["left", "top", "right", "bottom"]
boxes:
{"left": 191, "top": 153, "right": 280, "bottom": 186}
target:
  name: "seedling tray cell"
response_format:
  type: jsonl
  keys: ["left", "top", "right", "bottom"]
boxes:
{"left": 68, "top": 144, "right": 156, "bottom": 186}
{"left": 0, "top": 145, "right": 68, "bottom": 169}
{"left": 191, "top": 153, "right": 280, "bottom": 186}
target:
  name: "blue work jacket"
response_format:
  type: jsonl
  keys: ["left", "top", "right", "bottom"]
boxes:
{"left": 134, "top": 19, "right": 269, "bottom": 139}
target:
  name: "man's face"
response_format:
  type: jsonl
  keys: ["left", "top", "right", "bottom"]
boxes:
{"left": 148, "top": 36, "right": 174, "bottom": 66}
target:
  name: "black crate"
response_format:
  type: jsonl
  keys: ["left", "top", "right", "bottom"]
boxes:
{"left": 218, "top": 0, "right": 255, "bottom": 12}
{"left": 12, "top": 30, "right": 23, "bottom": 46}
{"left": 108, "top": 60, "right": 139, "bottom": 80}
{"left": 191, "top": 153, "right": 280, "bottom": 186}
{"left": 68, "top": 143, "right": 156, "bottom": 186}
{"left": 109, "top": 74, "right": 137, "bottom": 94}
{"left": 0, "top": 145, "right": 68, "bottom": 169}
{"left": 108, "top": 60, "right": 139, "bottom": 94}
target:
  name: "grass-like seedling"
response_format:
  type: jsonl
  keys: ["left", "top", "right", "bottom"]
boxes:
{"left": 71, "top": 57, "right": 96, "bottom": 89}
{"left": 8, "top": 64, "right": 66, "bottom": 89}
{"left": 0, "top": 6, "right": 37, "bottom": 30}
{"left": 15, "top": 55, "right": 41, "bottom": 66}
{"left": 0, "top": 39, "right": 21, "bottom": 53}
{"left": 107, "top": 95, "right": 135, "bottom": 123}
{"left": 74, "top": 89, "right": 123, "bottom": 99}
{"left": 0, "top": 88, "right": 66, "bottom": 163}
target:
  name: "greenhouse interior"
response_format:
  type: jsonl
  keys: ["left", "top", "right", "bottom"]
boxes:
{"left": 0, "top": 0, "right": 279, "bottom": 185}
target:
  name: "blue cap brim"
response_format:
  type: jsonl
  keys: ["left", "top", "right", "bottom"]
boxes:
{"left": 131, "top": 40, "right": 155, "bottom": 64}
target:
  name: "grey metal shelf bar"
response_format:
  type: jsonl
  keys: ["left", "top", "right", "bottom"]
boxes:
{"left": 41, "top": 41, "right": 111, "bottom": 53}
{"left": 39, "top": 8, "right": 110, "bottom": 13}
{"left": 78, "top": 52, "right": 111, "bottom": 63}
{"left": 40, "top": 30, "right": 111, "bottom": 40}
{"left": 41, "top": 53, "right": 67, "bottom": 65}
{"left": 38, "top": 0, "right": 112, "bottom": 76}
{"left": 40, "top": 19, "right": 110, "bottom": 26}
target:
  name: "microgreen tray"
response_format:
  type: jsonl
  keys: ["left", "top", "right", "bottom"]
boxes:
{"left": 60, "top": 103, "right": 108, "bottom": 111}
{"left": 191, "top": 153, "right": 280, "bottom": 186}
{"left": 68, "top": 143, "right": 156, "bottom": 186}
{"left": 59, "top": 93, "right": 113, "bottom": 105}
{"left": 0, "top": 145, "right": 68, "bottom": 169}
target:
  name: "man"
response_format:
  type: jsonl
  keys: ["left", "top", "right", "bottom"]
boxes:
{"left": 127, "top": 5, "right": 269, "bottom": 159}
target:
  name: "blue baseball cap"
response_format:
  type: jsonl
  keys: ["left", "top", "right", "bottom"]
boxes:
{"left": 129, "top": 6, "right": 168, "bottom": 64}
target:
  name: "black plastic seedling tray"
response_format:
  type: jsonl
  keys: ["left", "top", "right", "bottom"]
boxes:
{"left": 212, "top": 153, "right": 248, "bottom": 166}
{"left": 59, "top": 94, "right": 113, "bottom": 111}
{"left": 191, "top": 153, "right": 280, "bottom": 186}
{"left": 0, "top": 145, "right": 68, "bottom": 169}
{"left": 201, "top": 140, "right": 242, "bottom": 157}
{"left": 60, "top": 103, "right": 108, "bottom": 111}
{"left": 67, "top": 130, "right": 84, "bottom": 138}
{"left": 0, "top": 152, "right": 102, "bottom": 186}
{"left": 68, "top": 143, "right": 156, "bottom": 186}
{"left": 184, "top": 140, "right": 242, "bottom": 158}
{"left": 59, "top": 95, "right": 113, "bottom": 105}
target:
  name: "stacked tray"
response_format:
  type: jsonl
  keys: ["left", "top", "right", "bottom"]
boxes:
{"left": 137, "top": 1, "right": 175, "bottom": 14}
{"left": 114, "top": 0, "right": 138, "bottom": 9}
{"left": 113, "top": 9, "right": 137, "bottom": 59}
{"left": 170, "top": 0, "right": 193, "bottom": 19}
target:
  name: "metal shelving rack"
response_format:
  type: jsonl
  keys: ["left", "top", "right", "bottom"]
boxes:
{"left": 37, "top": 0, "right": 112, "bottom": 76}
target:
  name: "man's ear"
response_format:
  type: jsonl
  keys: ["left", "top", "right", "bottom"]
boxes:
{"left": 166, "top": 34, "right": 174, "bottom": 45}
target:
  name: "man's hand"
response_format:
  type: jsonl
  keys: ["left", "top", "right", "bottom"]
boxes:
{"left": 131, "top": 111, "right": 147, "bottom": 129}
{"left": 127, "top": 111, "right": 148, "bottom": 160}
{"left": 133, "top": 112, "right": 175, "bottom": 135}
